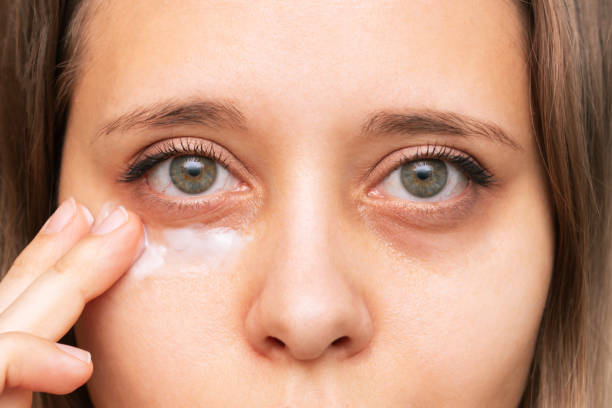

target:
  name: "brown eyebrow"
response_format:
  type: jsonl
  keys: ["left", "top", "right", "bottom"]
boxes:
{"left": 96, "top": 99, "right": 522, "bottom": 151}
{"left": 95, "top": 99, "right": 246, "bottom": 140}
{"left": 360, "top": 109, "right": 522, "bottom": 150}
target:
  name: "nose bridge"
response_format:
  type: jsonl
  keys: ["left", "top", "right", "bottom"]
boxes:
{"left": 283, "top": 161, "right": 334, "bottom": 258}
{"left": 269, "top": 151, "right": 345, "bottom": 294}
{"left": 245, "top": 153, "right": 373, "bottom": 362}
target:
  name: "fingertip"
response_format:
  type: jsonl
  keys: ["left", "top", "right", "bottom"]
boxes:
{"left": 112, "top": 207, "right": 144, "bottom": 243}
{"left": 40, "top": 197, "right": 77, "bottom": 235}
{"left": 124, "top": 206, "right": 143, "bottom": 223}
{"left": 78, "top": 204, "right": 94, "bottom": 227}
{"left": 125, "top": 210, "right": 146, "bottom": 262}
{"left": 13, "top": 199, "right": 92, "bottom": 276}
{"left": 0, "top": 333, "right": 93, "bottom": 395}
{"left": 91, "top": 206, "right": 131, "bottom": 235}
{"left": 55, "top": 343, "right": 91, "bottom": 365}
{"left": 121, "top": 206, "right": 144, "bottom": 233}
{"left": 53, "top": 344, "right": 94, "bottom": 389}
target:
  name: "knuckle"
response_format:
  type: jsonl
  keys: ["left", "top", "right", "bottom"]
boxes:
{"left": 48, "top": 265, "right": 87, "bottom": 308}
{"left": 0, "top": 333, "right": 22, "bottom": 392}
{"left": 10, "top": 236, "right": 50, "bottom": 269}
{"left": 7, "top": 259, "right": 37, "bottom": 281}
{"left": 48, "top": 262, "right": 71, "bottom": 278}
{"left": 8, "top": 255, "right": 27, "bottom": 271}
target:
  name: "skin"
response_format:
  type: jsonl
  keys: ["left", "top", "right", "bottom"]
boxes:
{"left": 0, "top": 0, "right": 554, "bottom": 406}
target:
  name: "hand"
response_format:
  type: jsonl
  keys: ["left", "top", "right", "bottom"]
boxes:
{"left": 0, "top": 198, "right": 143, "bottom": 407}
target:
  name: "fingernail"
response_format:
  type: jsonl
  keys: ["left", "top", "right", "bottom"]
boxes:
{"left": 92, "top": 206, "right": 129, "bottom": 235}
{"left": 41, "top": 198, "right": 77, "bottom": 234}
{"left": 93, "top": 202, "right": 115, "bottom": 229}
{"left": 56, "top": 343, "right": 92, "bottom": 364}
{"left": 80, "top": 204, "right": 94, "bottom": 227}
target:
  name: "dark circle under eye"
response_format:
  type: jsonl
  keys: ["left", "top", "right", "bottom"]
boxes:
{"left": 169, "top": 156, "right": 217, "bottom": 194}
{"left": 400, "top": 159, "right": 448, "bottom": 198}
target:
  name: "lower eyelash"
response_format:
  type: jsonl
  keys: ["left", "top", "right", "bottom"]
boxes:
{"left": 118, "top": 140, "right": 230, "bottom": 183}
{"left": 397, "top": 144, "right": 495, "bottom": 186}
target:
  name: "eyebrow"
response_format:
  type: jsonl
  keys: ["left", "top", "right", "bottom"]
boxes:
{"left": 95, "top": 99, "right": 246, "bottom": 140}
{"left": 360, "top": 109, "right": 522, "bottom": 150}
{"left": 96, "top": 99, "right": 521, "bottom": 150}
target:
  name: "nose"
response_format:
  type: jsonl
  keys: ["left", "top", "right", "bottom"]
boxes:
{"left": 244, "top": 186, "right": 374, "bottom": 361}
{"left": 245, "top": 263, "right": 374, "bottom": 361}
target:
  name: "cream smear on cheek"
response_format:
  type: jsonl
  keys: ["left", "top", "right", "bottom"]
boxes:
{"left": 128, "top": 224, "right": 251, "bottom": 279}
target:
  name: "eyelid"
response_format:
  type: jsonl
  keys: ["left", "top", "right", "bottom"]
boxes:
{"left": 119, "top": 136, "right": 252, "bottom": 189}
{"left": 117, "top": 137, "right": 259, "bottom": 224}
{"left": 358, "top": 145, "right": 495, "bottom": 229}
{"left": 362, "top": 144, "right": 494, "bottom": 194}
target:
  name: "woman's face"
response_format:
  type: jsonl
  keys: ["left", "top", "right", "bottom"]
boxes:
{"left": 59, "top": 0, "right": 554, "bottom": 406}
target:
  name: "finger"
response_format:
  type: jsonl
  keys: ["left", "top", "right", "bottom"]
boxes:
{"left": 0, "top": 331, "right": 92, "bottom": 395}
{"left": 0, "top": 206, "right": 144, "bottom": 341}
{"left": 0, "top": 198, "right": 94, "bottom": 313}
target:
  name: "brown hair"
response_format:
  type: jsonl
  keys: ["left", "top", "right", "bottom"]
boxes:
{"left": 0, "top": 1, "right": 610, "bottom": 406}
{"left": 521, "top": 1, "right": 612, "bottom": 406}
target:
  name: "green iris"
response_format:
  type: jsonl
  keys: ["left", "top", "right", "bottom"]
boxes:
{"left": 169, "top": 156, "right": 217, "bottom": 194}
{"left": 400, "top": 159, "right": 448, "bottom": 198}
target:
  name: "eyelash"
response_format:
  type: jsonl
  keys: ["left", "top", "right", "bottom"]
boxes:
{"left": 119, "top": 139, "right": 231, "bottom": 183}
{"left": 383, "top": 144, "right": 495, "bottom": 187}
{"left": 119, "top": 140, "right": 495, "bottom": 197}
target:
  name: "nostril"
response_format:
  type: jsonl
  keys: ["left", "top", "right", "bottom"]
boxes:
{"left": 265, "top": 336, "right": 285, "bottom": 349}
{"left": 331, "top": 336, "right": 350, "bottom": 347}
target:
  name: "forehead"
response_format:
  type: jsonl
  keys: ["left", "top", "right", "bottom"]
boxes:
{"left": 73, "top": 0, "right": 528, "bottom": 140}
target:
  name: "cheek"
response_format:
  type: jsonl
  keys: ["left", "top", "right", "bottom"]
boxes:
{"left": 73, "top": 224, "right": 256, "bottom": 405}
{"left": 371, "top": 177, "right": 554, "bottom": 405}
{"left": 128, "top": 225, "right": 252, "bottom": 278}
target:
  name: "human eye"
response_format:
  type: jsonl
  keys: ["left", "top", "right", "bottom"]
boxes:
{"left": 374, "top": 145, "right": 494, "bottom": 203}
{"left": 118, "top": 137, "right": 247, "bottom": 205}
{"left": 364, "top": 143, "right": 496, "bottom": 218}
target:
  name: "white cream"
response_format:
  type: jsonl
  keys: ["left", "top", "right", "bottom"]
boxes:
{"left": 128, "top": 224, "right": 250, "bottom": 280}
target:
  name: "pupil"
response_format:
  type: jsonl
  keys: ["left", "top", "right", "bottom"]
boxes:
{"left": 416, "top": 166, "right": 432, "bottom": 180}
{"left": 185, "top": 162, "right": 202, "bottom": 178}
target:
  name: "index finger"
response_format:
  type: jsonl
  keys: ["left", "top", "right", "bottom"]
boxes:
{"left": 0, "top": 198, "right": 94, "bottom": 313}
{"left": 0, "top": 206, "right": 144, "bottom": 341}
